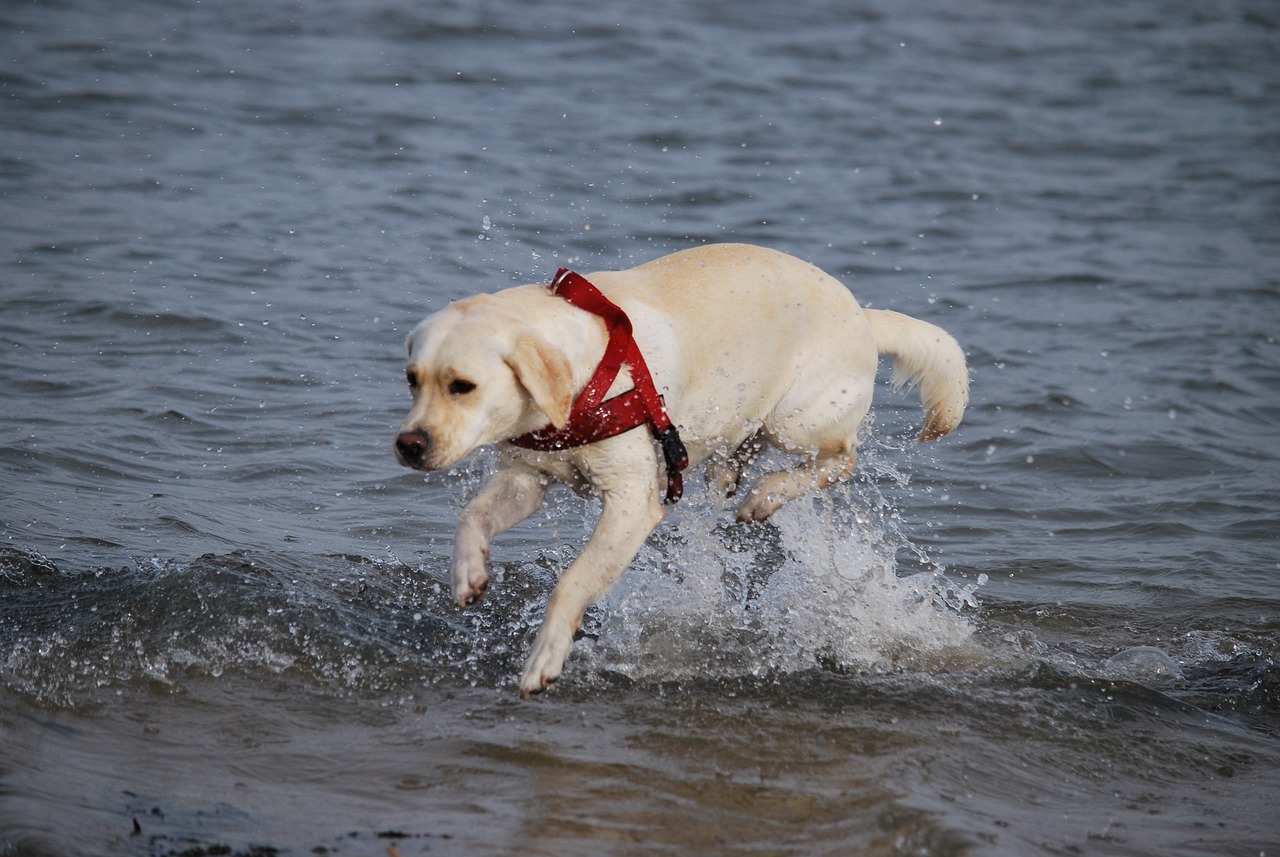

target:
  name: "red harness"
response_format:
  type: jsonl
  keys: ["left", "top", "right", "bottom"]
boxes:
{"left": 510, "top": 268, "right": 689, "bottom": 504}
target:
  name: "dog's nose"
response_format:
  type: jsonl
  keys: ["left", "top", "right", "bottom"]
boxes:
{"left": 395, "top": 428, "right": 431, "bottom": 467}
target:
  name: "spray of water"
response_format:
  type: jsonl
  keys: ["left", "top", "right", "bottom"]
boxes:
{"left": 574, "top": 462, "right": 986, "bottom": 686}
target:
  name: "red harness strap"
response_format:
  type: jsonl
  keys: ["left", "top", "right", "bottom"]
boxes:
{"left": 510, "top": 268, "right": 689, "bottom": 504}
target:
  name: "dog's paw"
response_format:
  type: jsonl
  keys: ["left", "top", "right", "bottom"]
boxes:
{"left": 735, "top": 490, "right": 784, "bottom": 523}
{"left": 451, "top": 547, "right": 490, "bottom": 608}
{"left": 519, "top": 625, "right": 574, "bottom": 698}
{"left": 705, "top": 459, "right": 743, "bottom": 497}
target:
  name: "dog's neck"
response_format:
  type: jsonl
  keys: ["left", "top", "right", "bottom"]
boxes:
{"left": 510, "top": 270, "right": 688, "bottom": 503}
{"left": 527, "top": 279, "right": 622, "bottom": 397}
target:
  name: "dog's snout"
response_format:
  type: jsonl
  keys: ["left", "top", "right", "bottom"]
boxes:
{"left": 395, "top": 428, "right": 431, "bottom": 468}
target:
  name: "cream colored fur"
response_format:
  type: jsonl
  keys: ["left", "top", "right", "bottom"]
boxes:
{"left": 393, "top": 243, "right": 968, "bottom": 697}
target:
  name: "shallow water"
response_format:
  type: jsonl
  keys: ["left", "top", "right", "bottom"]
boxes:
{"left": 3, "top": 0, "right": 1279, "bottom": 854}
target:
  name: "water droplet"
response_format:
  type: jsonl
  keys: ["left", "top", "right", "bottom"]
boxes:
{"left": 1104, "top": 646, "right": 1183, "bottom": 681}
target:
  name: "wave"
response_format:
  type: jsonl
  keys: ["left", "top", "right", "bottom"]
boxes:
{"left": 0, "top": 469, "right": 987, "bottom": 708}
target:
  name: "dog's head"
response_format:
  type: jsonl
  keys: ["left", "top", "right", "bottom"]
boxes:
{"left": 393, "top": 294, "right": 575, "bottom": 471}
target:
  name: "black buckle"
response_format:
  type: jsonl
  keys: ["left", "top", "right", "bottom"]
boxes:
{"left": 654, "top": 424, "right": 689, "bottom": 473}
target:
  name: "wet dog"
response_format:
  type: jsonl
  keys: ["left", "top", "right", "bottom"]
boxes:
{"left": 394, "top": 244, "right": 968, "bottom": 696}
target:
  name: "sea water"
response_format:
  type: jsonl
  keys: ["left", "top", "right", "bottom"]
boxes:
{"left": 2, "top": 0, "right": 1278, "bottom": 854}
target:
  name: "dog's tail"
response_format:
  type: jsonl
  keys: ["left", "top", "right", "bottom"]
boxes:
{"left": 864, "top": 309, "right": 969, "bottom": 441}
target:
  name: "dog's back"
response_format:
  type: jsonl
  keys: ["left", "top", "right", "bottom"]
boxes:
{"left": 584, "top": 243, "right": 965, "bottom": 458}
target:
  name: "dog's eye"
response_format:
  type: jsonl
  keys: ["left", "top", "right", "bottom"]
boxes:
{"left": 406, "top": 369, "right": 420, "bottom": 392}
{"left": 448, "top": 379, "right": 477, "bottom": 395}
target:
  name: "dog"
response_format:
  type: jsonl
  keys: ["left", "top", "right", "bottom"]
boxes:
{"left": 394, "top": 243, "right": 968, "bottom": 697}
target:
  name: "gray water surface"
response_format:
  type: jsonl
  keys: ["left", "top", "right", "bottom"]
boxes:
{"left": 2, "top": 1, "right": 1278, "bottom": 855}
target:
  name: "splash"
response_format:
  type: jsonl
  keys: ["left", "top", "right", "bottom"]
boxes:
{"left": 1103, "top": 646, "right": 1184, "bottom": 682}
{"left": 576, "top": 475, "right": 985, "bottom": 685}
{"left": 0, "top": 548, "right": 479, "bottom": 706}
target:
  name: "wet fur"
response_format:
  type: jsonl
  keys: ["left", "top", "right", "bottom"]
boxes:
{"left": 393, "top": 243, "right": 969, "bottom": 696}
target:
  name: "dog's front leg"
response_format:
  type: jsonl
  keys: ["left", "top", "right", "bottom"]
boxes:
{"left": 519, "top": 481, "right": 664, "bottom": 698}
{"left": 452, "top": 466, "right": 548, "bottom": 607}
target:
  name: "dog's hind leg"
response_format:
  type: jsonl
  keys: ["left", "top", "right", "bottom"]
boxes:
{"left": 735, "top": 441, "right": 857, "bottom": 523}
{"left": 704, "top": 431, "right": 765, "bottom": 497}
{"left": 735, "top": 369, "right": 871, "bottom": 522}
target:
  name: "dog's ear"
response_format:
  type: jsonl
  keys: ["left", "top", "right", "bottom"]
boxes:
{"left": 506, "top": 335, "right": 574, "bottom": 428}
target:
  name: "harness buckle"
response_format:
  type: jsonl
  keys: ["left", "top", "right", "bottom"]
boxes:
{"left": 653, "top": 424, "right": 689, "bottom": 472}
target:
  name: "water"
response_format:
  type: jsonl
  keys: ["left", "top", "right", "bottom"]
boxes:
{"left": 2, "top": 0, "right": 1278, "bottom": 854}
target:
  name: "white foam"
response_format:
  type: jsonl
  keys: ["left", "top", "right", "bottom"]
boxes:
{"left": 579, "top": 481, "right": 984, "bottom": 684}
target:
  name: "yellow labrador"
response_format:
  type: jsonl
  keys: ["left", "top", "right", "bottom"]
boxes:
{"left": 394, "top": 243, "right": 968, "bottom": 696}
